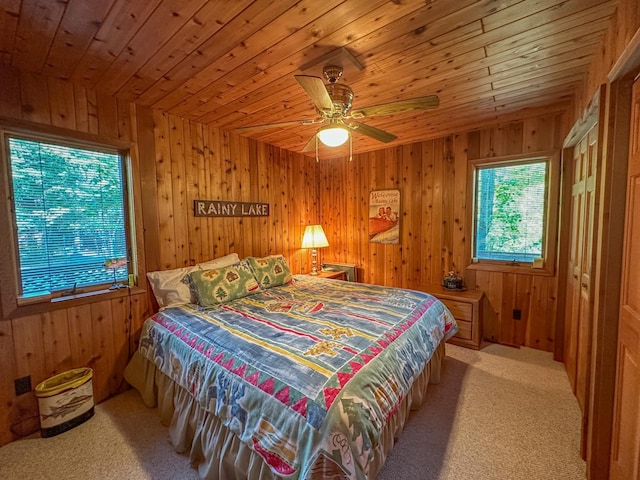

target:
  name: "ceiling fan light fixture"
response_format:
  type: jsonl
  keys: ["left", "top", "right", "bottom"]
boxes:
{"left": 317, "top": 125, "right": 349, "bottom": 147}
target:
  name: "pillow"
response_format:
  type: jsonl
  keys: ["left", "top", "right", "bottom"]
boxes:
{"left": 186, "top": 262, "right": 262, "bottom": 306}
{"left": 147, "top": 265, "right": 198, "bottom": 309}
{"left": 146, "top": 254, "right": 240, "bottom": 309}
{"left": 246, "top": 255, "right": 292, "bottom": 289}
{"left": 197, "top": 252, "right": 240, "bottom": 270}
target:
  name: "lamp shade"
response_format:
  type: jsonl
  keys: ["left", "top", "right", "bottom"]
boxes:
{"left": 301, "top": 224, "right": 329, "bottom": 249}
{"left": 317, "top": 126, "right": 349, "bottom": 147}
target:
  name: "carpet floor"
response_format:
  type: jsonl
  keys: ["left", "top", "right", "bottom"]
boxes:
{"left": 0, "top": 343, "right": 586, "bottom": 480}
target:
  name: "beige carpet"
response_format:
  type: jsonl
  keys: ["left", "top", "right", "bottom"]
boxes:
{"left": 0, "top": 344, "right": 585, "bottom": 480}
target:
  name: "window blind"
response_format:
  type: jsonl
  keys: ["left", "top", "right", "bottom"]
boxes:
{"left": 8, "top": 137, "right": 128, "bottom": 297}
{"left": 475, "top": 161, "right": 547, "bottom": 263}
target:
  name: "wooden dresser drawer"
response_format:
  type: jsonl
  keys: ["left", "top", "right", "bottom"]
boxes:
{"left": 454, "top": 319, "right": 473, "bottom": 340}
{"left": 440, "top": 299, "right": 472, "bottom": 321}
{"left": 416, "top": 284, "right": 484, "bottom": 349}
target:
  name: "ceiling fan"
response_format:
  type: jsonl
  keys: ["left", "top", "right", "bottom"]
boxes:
{"left": 236, "top": 65, "right": 439, "bottom": 155}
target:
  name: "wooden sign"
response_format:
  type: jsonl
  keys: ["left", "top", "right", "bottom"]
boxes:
{"left": 194, "top": 200, "right": 269, "bottom": 217}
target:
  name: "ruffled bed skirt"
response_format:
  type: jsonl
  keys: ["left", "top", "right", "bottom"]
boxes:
{"left": 124, "top": 341, "right": 446, "bottom": 480}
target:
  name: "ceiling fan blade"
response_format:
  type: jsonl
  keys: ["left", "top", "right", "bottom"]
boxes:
{"left": 347, "top": 121, "right": 397, "bottom": 143}
{"left": 236, "top": 118, "right": 322, "bottom": 133}
{"left": 295, "top": 75, "right": 334, "bottom": 114}
{"left": 301, "top": 135, "right": 316, "bottom": 153}
{"left": 349, "top": 95, "right": 439, "bottom": 119}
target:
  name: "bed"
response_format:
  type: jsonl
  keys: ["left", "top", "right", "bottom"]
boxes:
{"left": 125, "top": 259, "right": 457, "bottom": 480}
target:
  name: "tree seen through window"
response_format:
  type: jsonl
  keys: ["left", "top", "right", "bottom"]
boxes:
{"left": 8, "top": 137, "right": 129, "bottom": 297}
{"left": 474, "top": 161, "right": 547, "bottom": 263}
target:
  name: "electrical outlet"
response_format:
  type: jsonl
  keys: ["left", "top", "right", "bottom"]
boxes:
{"left": 513, "top": 309, "right": 522, "bottom": 320}
{"left": 14, "top": 375, "right": 32, "bottom": 396}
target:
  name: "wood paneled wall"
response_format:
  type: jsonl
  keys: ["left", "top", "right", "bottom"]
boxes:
{"left": 0, "top": 66, "right": 319, "bottom": 447}
{"left": 317, "top": 113, "right": 565, "bottom": 351}
{"left": 141, "top": 110, "right": 320, "bottom": 274}
{"left": 578, "top": 0, "right": 640, "bottom": 126}
{"left": 0, "top": 66, "right": 153, "bottom": 446}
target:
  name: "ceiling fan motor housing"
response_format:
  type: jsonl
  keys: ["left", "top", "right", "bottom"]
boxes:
{"left": 325, "top": 83, "right": 353, "bottom": 117}
{"left": 319, "top": 65, "right": 353, "bottom": 117}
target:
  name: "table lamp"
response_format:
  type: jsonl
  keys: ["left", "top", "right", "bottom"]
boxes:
{"left": 301, "top": 224, "right": 329, "bottom": 275}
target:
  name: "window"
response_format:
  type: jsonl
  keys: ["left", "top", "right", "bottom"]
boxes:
{"left": 470, "top": 154, "right": 558, "bottom": 272}
{"left": 6, "top": 134, "right": 132, "bottom": 299}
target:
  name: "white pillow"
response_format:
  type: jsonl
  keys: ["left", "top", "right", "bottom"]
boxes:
{"left": 147, "top": 265, "right": 198, "bottom": 309}
{"left": 147, "top": 253, "right": 241, "bottom": 309}
{"left": 197, "top": 252, "right": 240, "bottom": 270}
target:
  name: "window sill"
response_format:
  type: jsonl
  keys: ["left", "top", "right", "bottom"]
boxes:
{"left": 5, "top": 286, "right": 147, "bottom": 320}
{"left": 52, "top": 285, "right": 145, "bottom": 303}
{"left": 466, "top": 262, "right": 554, "bottom": 277}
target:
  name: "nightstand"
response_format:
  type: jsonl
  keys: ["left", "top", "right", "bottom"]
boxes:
{"left": 311, "top": 270, "right": 347, "bottom": 281}
{"left": 416, "top": 284, "right": 484, "bottom": 349}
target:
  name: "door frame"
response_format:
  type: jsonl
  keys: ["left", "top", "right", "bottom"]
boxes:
{"left": 557, "top": 89, "right": 602, "bottom": 366}
{"left": 560, "top": 86, "right": 607, "bottom": 462}
{"left": 585, "top": 29, "right": 640, "bottom": 479}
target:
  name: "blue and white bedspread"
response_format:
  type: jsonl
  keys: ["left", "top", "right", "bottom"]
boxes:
{"left": 135, "top": 275, "right": 457, "bottom": 479}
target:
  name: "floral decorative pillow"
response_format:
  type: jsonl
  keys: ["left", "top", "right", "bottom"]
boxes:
{"left": 246, "top": 255, "right": 292, "bottom": 289}
{"left": 186, "top": 262, "right": 261, "bottom": 306}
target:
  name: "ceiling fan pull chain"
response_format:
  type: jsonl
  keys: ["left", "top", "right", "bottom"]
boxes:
{"left": 349, "top": 133, "right": 353, "bottom": 162}
{"left": 315, "top": 135, "right": 320, "bottom": 162}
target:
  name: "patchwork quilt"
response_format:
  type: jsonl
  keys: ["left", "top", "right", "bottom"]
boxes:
{"left": 136, "top": 275, "right": 457, "bottom": 479}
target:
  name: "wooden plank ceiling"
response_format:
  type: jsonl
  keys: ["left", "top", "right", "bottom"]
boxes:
{"left": 0, "top": 0, "right": 618, "bottom": 156}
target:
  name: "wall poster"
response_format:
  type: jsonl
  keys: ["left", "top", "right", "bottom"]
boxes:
{"left": 369, "top": 189, "right": 400, "bottom": 244}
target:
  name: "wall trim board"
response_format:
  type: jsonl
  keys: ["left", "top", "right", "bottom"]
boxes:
{"left": 608, "top": 27, "right": 640, "bottom": 82}
{"left": 0, "top": 116, "right": 134, "bottom": 150}
{"left": 564, "top": 88, "right": 602, "bottom": 148}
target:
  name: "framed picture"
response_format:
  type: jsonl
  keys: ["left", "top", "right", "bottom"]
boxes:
{"left": 369, "top": 189, "right": 400, "bottom": 244}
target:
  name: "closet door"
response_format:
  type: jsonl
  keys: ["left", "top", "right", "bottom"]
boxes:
{"left": 577, "top": 127, "right": 599, "bottom": 412}
{"left": 610, "top": 76, "right": 640, "bottom": 480}
{"left": 564, "top": 140, "right": 587, "bottom": 392}
{"left": 564, "top": 125, "right": 599, "bottom": 414}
